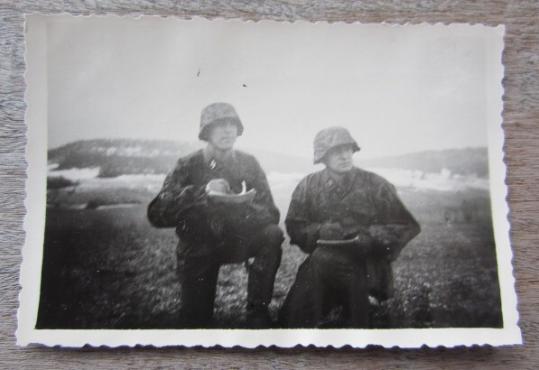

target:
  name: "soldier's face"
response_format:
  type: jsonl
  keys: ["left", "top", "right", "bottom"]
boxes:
{"left": 207, "top": 120, "right": 239, "bottom": 150}
{"left": 324, "top": 145, "right": 354, "bottom": 173}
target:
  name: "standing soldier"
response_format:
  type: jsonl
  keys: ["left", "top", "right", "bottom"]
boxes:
{"left": 148, "top": 102, "right": 283, "bottom": 328}
{"left": 280, "top": 126, "right": 420, "bottom": 328}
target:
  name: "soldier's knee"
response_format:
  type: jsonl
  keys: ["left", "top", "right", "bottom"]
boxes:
{"left": 310, "top": 247, "right": 351, "bottom": 270}
{"left": 256, "top": 225, "right": 283, "bottom": 261}
{"left": 310, "top": 247, "right": 333, "bottom": 268}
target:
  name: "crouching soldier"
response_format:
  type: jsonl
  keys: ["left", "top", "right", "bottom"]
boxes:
{"left": 279, "top": 127, "right": 420, "bottom": 328}
{"left": 148, "top": 102, "right": 284, "bottom": 328}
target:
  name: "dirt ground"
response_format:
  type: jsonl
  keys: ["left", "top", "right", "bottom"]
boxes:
{"left": 36, "top": 189, "right": 502, "bottom": 329}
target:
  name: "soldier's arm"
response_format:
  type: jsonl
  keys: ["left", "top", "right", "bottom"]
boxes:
{"left": 246, "top": 157, "right": 280, "bottom": 225}
{"left": 285, "top": 178, "right": 321, "bottom": 254}
{"left": 147, "top": 158, "right": 206, "bottom": 228}
{"left": 369, "top": 181, "right": 420, "bottom": 260}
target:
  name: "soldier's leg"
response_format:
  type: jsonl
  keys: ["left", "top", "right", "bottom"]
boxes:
{"left": 285, "top": 246, "right": 369, "bottom": 328}
{"left": 177, "top": 255, "right": 220, "bottom": 328}
{"left": 340, "top": 257, "right": 369, "bottom": 328}
{"left": 279, "top": 247, "right": 337, "bottom": 328}
{"left": 278, "top": 259, "right": 325, "bottom": 327}
{"left": 245, "top": 224, "right": 284, "bottom": 324}
{"left": 316, "top": 246, "right": 369, "bottom": 328}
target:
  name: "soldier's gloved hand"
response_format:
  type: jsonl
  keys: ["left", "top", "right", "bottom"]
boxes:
{"left": 368, "top": 225, "right": 398, "bottom": 257}
{"left": 368, "top": 225, "right": 396, "bottom": 247}
{"left": 319, "top": 222, "right": 345, "bottom": 240}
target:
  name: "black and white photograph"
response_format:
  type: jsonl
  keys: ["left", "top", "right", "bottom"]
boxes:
{"left": 18, "top": 15, "right": 520, "bottom": 347}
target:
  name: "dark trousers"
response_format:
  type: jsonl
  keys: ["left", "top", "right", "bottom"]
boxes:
{"left": 279, "top": 245, "right": 369, "bottom": 328}
{"left": 177, "top": 224, "right": 283, "bottom": 327}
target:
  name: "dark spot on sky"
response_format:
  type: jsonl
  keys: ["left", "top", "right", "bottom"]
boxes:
{"left": 242, "top": 83, "right": 247, "bottom": 87}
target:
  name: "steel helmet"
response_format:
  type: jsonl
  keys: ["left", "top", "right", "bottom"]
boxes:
{"left": 199, "top": 102, "right": 244, "bottom": 141}
{"left": 313, "top": 126, "right": 360, "bottom": 164}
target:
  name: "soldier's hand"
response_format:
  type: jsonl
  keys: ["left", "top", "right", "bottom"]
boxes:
{"left": 319, "top": 222, "right": 345, "bottom": 240}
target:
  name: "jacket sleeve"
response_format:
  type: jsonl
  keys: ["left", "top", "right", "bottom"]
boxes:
{"left": 245, "top": 157, "right": 280, "bottom": 225}
{"left": 369, "top": 181, "right": 421, "bottom": 260}
{"left": 285, "top": 178, "right": 321, "bottom": 254}
{"left": 147, "top": 158, "right": 206, "bottom": 228}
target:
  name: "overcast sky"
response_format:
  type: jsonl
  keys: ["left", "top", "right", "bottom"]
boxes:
{"left": 44, "top": 16, "right": 500, "bottom": 159}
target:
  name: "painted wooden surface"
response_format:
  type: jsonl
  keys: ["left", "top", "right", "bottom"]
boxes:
{"left": 1, "top": 1, "right": 538, "bottom": 368}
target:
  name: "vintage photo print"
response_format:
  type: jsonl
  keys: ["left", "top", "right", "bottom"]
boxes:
{"left": 18, "top": 15, "right": 520, "bottom": 347}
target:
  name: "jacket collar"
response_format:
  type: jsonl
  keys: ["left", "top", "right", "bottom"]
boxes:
{"left": 203, "top": 146, "right": 237, "bottom": 169}
{"left": 321, "top": 167, "right": 359, "bottom": 195}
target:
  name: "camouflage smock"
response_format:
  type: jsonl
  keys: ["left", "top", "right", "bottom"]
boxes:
{"left": 147, "top": 149, "right": 280, "bottom": 257}
{"left": 285, "top": 166, "right": 420, "bottom": 299}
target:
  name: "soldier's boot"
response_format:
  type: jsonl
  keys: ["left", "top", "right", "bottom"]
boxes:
{"left": 246, "top": 305, "right": 273, "bottom": 329}
{"left": 246, "top": 224, "right": 283, "bottom": 328}
{"left": 345, "top": 276, "right": 369, "bottom": 328}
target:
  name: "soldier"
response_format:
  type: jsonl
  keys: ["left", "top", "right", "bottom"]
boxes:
{"left": 279, "top": 126, "right": 420, "bottom": 328}
{"left": 147, "top": 102, "right": 283, "bottom": 328}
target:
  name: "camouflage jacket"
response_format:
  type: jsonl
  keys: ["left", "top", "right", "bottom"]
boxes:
{"left": 148, "top": 149, "right": 280, "bottom": 256}
{"left": 286, "top": 167, "right": 420, "bottom": 299}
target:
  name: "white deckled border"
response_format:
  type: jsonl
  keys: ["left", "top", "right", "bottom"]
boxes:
{"left": 17, "top": 15, "right": 521, "bottom": 348}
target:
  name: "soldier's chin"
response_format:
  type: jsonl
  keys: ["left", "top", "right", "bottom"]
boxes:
{"left": 216, "top": 141, "right": 235, "bottom": 150}
{"left": 336, "top": 163, "right": 353, "bottom": 172}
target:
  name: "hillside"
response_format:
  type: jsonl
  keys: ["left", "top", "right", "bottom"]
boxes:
{"left": 48, "top": 139, "right": 488, "bottom": 178}
{"left": 357, "top": 147, "right": 488, "bottom": 178}
{"left": 48, "top": 139, "right": 200, "bottom": 177}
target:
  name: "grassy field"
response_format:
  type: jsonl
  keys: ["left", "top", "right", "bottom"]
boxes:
{"left": 36, "top": 187, "right": 502, "bottom": 329}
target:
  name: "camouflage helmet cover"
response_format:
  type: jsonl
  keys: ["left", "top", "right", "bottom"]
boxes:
{"left": 199, "top": 102, "right": 244, "bottom": 141}
{"left": 313, "top": 126, "right": 360, "bottom": 164}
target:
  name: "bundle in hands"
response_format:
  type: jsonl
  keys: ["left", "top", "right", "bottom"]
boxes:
{"left": 205, "top": 178, "right": 256, "bottom": 204}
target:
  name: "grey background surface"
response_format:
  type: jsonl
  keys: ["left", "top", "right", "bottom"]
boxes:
{"left": 1, "top": 1, "right": 538, "bottom": 368}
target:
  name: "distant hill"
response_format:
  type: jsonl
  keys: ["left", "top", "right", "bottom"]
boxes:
{"left": 48, "top": 139, "right": 199, "bottom": 177}
{"left": 240, "top": 147, "right": 313, "bottom": 174}
{"left": 48, "top": 139, "right": 488, "bottom": 178}
{"left": 358, "top": 147, "right": 489, "bottom": 178}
